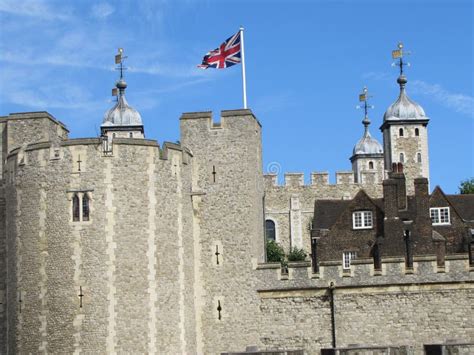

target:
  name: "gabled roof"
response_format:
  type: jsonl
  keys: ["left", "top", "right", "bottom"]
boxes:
{"left": 313, "top": 199, "right": 350, "bottom": 230}
{"left": 313, "top": 190, "right": 382, "bottom": 230}
{"left": 445, "top": 194, "right": 474, "bottom": 222}
{"left": 430, "top": 186, "right": 474, "bottom": 223}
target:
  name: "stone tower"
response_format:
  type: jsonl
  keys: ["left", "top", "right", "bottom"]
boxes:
{"left": 381, "top": 44, "right": 430, "bottom": 194}
{"left": 350, "top": 87, "right": 384, "bottom": 184}
{"left": 180, "top": 109, "right": 265, "bottom": 354}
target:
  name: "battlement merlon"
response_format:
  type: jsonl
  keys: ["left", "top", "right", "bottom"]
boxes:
{"left": 1, "top": 111, "right": 69, "bottom": 158}
{"left": 255, "top": 254, "right": 473, "bottom": 291}
{"left": 180, "top": 109, "right": 261, "bottom": 131}
{"left": 264, "top": 171, "right": 363, "bottom": 187}
{"left": 6, "top": 138, "right": 193, "bottom": 167}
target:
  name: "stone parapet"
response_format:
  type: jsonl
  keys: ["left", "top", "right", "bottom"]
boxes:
{"left": 255, "top": 254, "right": 473, "bottom": 291}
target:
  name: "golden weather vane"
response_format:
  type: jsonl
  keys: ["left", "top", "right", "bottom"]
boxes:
{"left": 356, "top": 86, "right": 374, "bottom": 119}
{"left": 112, "top": 48, "right": 128, "bottom": 98}
{"left": 391, "top": 42, "right": 411, "bottom": 76}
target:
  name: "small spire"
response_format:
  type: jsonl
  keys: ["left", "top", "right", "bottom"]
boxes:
{"left": 356, "top": 86, "right": 374, "bottom": 137}
{"left": 391, "top": 42, "right": 410, "bottom": 90}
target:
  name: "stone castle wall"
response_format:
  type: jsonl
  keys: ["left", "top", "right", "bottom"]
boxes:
{"left": 4, "top": 137, "right": 196, "bottom": 354}
{"left": 255, "top": 256, "right": 474, "bottom": 354}
{"left": 263, "top": 173, "right": 383, "bottom": 253}
{"left": 180, "top": 110, "right": 265, "bottom": 354}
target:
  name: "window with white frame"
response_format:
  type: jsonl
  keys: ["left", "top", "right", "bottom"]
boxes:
{"left": 430, "top": 207, "right": 450, "bottom": 225}
{"left": 343, "top": 251, "right": 356, "bottom": 269}
{"left": 352, "top": 211, "right": 373, "bottom": 229}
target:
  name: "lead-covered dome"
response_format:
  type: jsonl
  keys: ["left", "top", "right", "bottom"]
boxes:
{"left": 383, "top": 75, "right": 426, "bottom": 122}
{"left": 102, "top": 79, "right": 143, "bottom": 127}
{"left": 353, "top": 130, "right": 383, "bottom": 155}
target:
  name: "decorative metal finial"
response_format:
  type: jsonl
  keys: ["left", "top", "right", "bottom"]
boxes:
{"left": 115, "top": 48, "right": 128, "bottom": 79}
{"left": 112, "top": 48, "right": 128, "bottom": 98}
{"left": 356, "top": 86, "right": 374, "bottom": 136}
{"left": 391, "top": 41, "right": 411, "bottom": 76}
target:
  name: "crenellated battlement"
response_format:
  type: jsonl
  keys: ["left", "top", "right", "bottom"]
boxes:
{"left": 255, "top": 254, "right": 473, "bottom": 291}
{"left": 264, "top": 171, "right": 382, "bottom": 189}
{"left": 180, "top": 109, "right": 261, "bottom": 131}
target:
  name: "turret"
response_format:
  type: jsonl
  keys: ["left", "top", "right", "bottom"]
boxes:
{"left": 101, "top": 48, "right": 144, "bottom": 141}
{"left": 350, "top": 87, "right": 384, "bottom": 184}
{"left": 381, "top": 42, "right": 430, "bottom": 194}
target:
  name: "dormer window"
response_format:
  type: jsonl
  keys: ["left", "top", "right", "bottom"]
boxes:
{"left": 353, "top": 211, "right": 373, "bottom": 229}
{"left": 430, "top": 207, "right": 450, "bottom": 225}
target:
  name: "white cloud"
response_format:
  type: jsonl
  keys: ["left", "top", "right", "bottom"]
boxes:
{"left": 91, "top": 3, "right": 115, "bottom": 19}
{"left": 410, "top": 80, "right": 474, "bottom": 117}
{"left": 0, "top": 0, "right": 71, "bottom": 20}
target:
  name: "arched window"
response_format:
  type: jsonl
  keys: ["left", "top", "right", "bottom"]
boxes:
{"left": 82, "top": 194, "right": 90, "bottom": 221}
{"left": 368, "top": 161, "right": 374, "bottom": 169}
{"left": 72, "top": 194, "right": 80, "bottom": 222}
{"left": 415, "top": 128, "right": 419, "bottom": 136}
{"left": 265, "top": 220, "right": 276, "bottom": 241}
{"left": 112, "top": 133, "right": 116, "bottom": 138}
{"left": 399, "top": 128, "right": 404, "bottom": 137}
{"left": 417, "top": 153, "right": 422, "bottom": 163}
{"left": 399, "top": 153, "right": 405, "bottom": 163}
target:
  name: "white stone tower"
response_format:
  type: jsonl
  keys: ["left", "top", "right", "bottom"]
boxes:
{"left": 381, "top": 43, "right": 430, "bottom": 194}
{"left": 350, "top": 87, "right": 384, "bottom": 184}
{"left": 101, "top": 49, "right": 144, "bottom": 141}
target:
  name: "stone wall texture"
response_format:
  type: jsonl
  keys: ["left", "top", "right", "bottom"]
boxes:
{"left": 0, "top": 110, "right": 471, "bottom": 355}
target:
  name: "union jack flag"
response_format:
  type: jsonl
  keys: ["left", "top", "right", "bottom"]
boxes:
{"left": 198, "top": 31, "right": 241, "bottom": 69}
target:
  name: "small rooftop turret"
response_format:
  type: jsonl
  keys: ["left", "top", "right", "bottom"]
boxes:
{"left": 101, "top": 48, "right": 144, "bottom": 140}
{"left": 351, "top": 87, "right": 384, "bottom": 184}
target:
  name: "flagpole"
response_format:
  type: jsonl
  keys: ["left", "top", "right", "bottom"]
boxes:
{"left": 240, "top": 26, "right": 247, "bottom": 109}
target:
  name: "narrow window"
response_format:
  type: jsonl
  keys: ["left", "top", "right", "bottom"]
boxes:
{"left": 112, "top": 133, "right": 116, "bottom": 138}
{"left": 343, "top": 251, "right": 356, "bottom": 269}
{"left": 352, "top": 211, "right": 373, "bottom": 229}
{"left": 399, "top": 153, "right": 404, "bottom": 163}
{"left": 417, "top": 153, "right": 422, "bottom": 163}
{"left": 415, "top": 128, "right": 419, "bottom": 136}
{"left": 72, "top": 194, "right": 80, "bottom": 222}
{"left": 399, "top": 128, "right": 404, "bottom": 137}
{"left": 82, "top": 194, "right": 90, "bottom": 221}
{"left": 129, "top": 132, "right": 133, "bottom": 138}
{"left": 265, "top": 219, "right": 276, "bottom": 241}
{"left": 430, "top": 207, "right": 450, "bottom": 225}
{"left": 368, "top": 161, "right": 374, "bottom": 169}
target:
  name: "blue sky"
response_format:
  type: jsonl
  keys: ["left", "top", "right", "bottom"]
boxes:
{"left": 0, "top": 0, "right": 472, "bottom": 193}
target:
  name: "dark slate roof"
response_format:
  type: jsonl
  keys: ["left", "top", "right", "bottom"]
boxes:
{"left": 446, "top": 194, "right": 474, "bottom": 222}
{"left": 313, "top": 200, "right": 350, "bottom": 229}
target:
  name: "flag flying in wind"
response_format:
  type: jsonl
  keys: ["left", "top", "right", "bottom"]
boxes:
{"left": 198, "top": 31, "right": 241, "bottom": 69}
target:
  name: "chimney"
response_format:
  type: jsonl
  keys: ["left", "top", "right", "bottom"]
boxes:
{"left": 414, "top": 178, "right": 429, "bottom": 219}
{"left": 385, "top": 163, "right": 407, "bottom": 212}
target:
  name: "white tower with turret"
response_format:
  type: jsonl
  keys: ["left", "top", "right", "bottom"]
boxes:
{"left": 381, "top": 42, "right": 430, "bottom": 193}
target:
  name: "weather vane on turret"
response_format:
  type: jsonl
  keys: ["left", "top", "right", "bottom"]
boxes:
{"left": 112, "top": 48, "right": 128, "bottom": 98}
{"left": 391, "top": 42, "right": 411, "bottom": 76}
{"left": 356, "top": 87, "right": 374, "bottom": 136}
